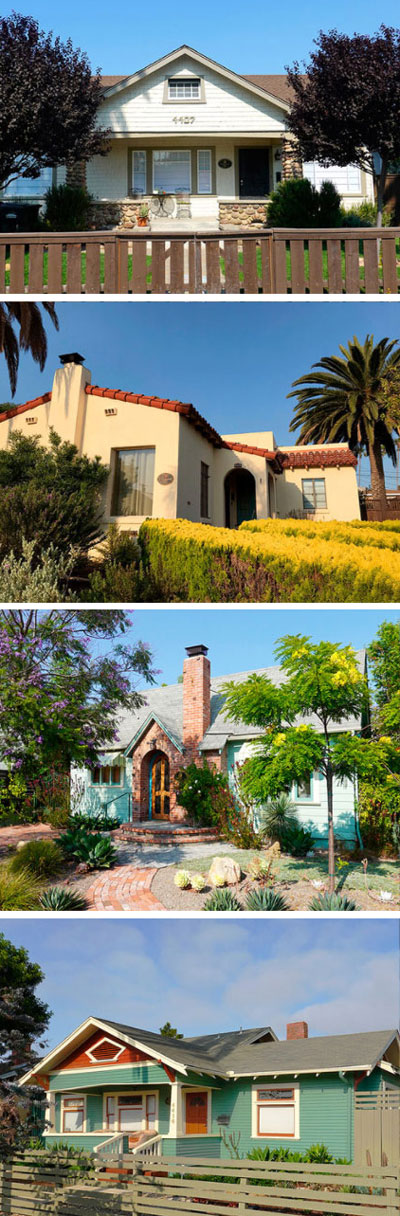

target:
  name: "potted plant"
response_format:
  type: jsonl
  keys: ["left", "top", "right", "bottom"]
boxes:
{"left": 137, "top": 202, "right": 149, "bottom": 227}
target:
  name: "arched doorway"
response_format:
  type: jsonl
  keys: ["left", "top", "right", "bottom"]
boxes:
{"left": 225, "top": 468, "right": 256, "bottom": 528}
{"left": 149, "top": 751, "right": 170, "bottom": 820}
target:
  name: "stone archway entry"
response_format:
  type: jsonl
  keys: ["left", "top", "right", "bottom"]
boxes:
{"left": 149, "top": 752, "right": 170, "bottom": 820}
{"left": 225, "top": 468, "right": 257, "bottom": 528}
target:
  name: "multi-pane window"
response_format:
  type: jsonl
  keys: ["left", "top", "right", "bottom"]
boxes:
{"left": 62, "top": 1096, "right": 85, "bottom": 1133}
{"left": 92, "top": 766, "right": 122, "bottom": 786}
{"left": 2, "top": 167, "right": 53, "bottom": 199}
{"left": 112, "top": 448, "right": 155, "bottom": 517}
{"left": 153, "top": 150, "right": 191, "bottom": 194}
{"left": 168, "top": 77, "right": 201, "bottom": 99}
{"left": 255, "top": 1087, "right": 297, "bottom": 1137}
{"left": 106, "top": 1094, "right": 157, "bottom": 1133}
{"left": 132, "top": 150, "right": 147, "bottom": 195}
{"left": 302, "top": 478, "right": 327, "bottom": 511}
{"left": 197, "top": 150, "right": 212, "bottom": 194}
{"left": 200, "top": 462, "right": 210, "bottom": 517}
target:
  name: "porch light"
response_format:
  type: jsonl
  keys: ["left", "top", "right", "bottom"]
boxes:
{"left": 274, "top": 149, "right": 283, "bottom": 161}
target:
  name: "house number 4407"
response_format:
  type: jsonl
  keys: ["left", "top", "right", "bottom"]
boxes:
{"left": 172, "top": 115, "right": 195, "bottom": 124}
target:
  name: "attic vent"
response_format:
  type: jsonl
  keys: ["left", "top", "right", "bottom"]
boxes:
{"left": 26, "top": 417, "right": 38, "bottom": 425}
{"left": 86, "top": 1037, "right": 125, "bottom": 1063}
{"left": 105, "top": 408, "right": 117, "bottom": 416}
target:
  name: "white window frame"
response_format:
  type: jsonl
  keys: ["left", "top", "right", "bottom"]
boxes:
{"left": 182, "top": 1088, "right": 212, "bottom": 1136}
{"left": 152, "top": 149, "right": 192, "bottom": 195}
{"left": 197, "top": 149, "right": 212, "bottom": 195}
{"left": 132, "top": 149, "right": 147, "bottom": 196}
{"left": 294, "top": 775, "right": 314, "bottom": 802}
{"left": 251, "top": 1083, "right": 300, "bottom": 1140}
{"left": 301, "top": 477, "right": 327, "bottom": 512}
{"left": 61, "top": 1093, "right": 86, "bottom": 1134}
{"left": 103, "top": 1090, "right": 159, "bottom": 1134}
{"left": 168, "top": 77, "right": 201, "bottom": 101}
{"left": 86, "top": 1037, "right": 126, "bottom": 1064}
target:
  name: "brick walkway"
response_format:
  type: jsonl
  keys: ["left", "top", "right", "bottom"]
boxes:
{"left": 86, "top": 865, "right": 164, "bottom": 911}
{"left": 0, "top": 822, "right": 58, "bottom": 857}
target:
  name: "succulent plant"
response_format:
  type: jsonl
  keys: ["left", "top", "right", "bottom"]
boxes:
{"left": 308, "top": 892, "right": 360, "bottom": 911}
{"left": 203, "top": 888, "right": 243, "bottom": 911}
{"left": 191, "top": 873, "right": 206, "bottom": 892}
{"left": 39, "top": 886, "right": 87, "bottom": 911}
{"left": 174, "top": 869, "right": 191, "bottom": 889}
{"left": 245, "top": 888, "right": 290, "bottom": 911}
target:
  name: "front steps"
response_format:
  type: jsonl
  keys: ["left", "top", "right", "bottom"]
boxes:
{"left": 115, "top": 823, "right": 220, "bottom": 846}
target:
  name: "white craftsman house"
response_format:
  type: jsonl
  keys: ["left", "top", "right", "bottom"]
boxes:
{"left": 2, "top": 45, "right": 374, "bottom": 228}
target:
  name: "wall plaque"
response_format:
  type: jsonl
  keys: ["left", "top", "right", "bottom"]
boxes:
{"left": 218, "top": 158, "right": 232, "bottom": 168}
{"left": 157, "top": 472, "right": 174, "bottom": 485}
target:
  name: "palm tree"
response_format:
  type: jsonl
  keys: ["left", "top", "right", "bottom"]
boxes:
{"left": 288, "top": 334, "right": 400, "bottom": 513}
{"left": 0, "top": 303, "right": 58, "bottom": 396}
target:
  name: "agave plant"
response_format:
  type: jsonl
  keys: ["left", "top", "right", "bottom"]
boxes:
{"left": 245, "top": 888, "right": 290, "bottom": 912}
{"left": 39, "top": 886, "right": 87, "bottom": 911}
{"left": 203, "top": 888, "right": 243, "bottom": 911}
{"left": 308, "top": 892, "right": 360, "bottom": 911}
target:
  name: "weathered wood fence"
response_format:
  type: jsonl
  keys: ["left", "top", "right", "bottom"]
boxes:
{"left": 1, "top": 1154, "right": 399, "bottom": 1216}
{"left": 354, "top": 1089, "right": 400, "bottom": 1168}
{"left": 1, "top": 228, "right": 400, "bottom": 294}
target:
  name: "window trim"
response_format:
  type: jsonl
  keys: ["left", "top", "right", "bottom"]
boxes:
{"left": 86, "top": 1037, "right": 125, "bottom": 1064}
{"left": 163, "top": 75, "right": 206, "bottom": 104}
{"left": 61, "top": 1094, "right": 86, "bottom": 1134}
{"left": 301, "top": 477, "right": 327, "bottom": 512}
{"left": 294, "top": 775, "right": 313, "bottom": 802}
{"left": 111, "top": 445, "right": 156, "bottom": 520}
{"left": 91, "top": 765, "right": 124, "bottom": 788}
{"left": 252, "top": 1083, "right": 299, "bottom": 1140}
{"left": 152, "top": 148, "right": 192, "bottom": 195}
{"left": 103, "top": 1090, "right": 159, "bottom": 1134}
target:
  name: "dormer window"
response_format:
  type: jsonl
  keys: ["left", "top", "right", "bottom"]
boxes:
{"left": 168, "top": 77, "right": 201, "bottom": 100}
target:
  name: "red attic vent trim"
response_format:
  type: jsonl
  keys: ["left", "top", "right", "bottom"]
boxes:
{"left": 0, "top": 392, "right": 52, "bottom": 423}
{"left": 280, "top": 449, "right": 357, "bottom": 469}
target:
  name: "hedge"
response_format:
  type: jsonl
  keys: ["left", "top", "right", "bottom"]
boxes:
{"left": 139, "top": 518, "right": 400, "bottom": 602}
{"left": 239, "top": 518, "right": 400, "bottom": 552}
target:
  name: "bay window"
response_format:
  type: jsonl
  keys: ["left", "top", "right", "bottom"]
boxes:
{"left": 153, "top": 150, "right": 191, "bottom": 194}
{"left": 253, "top": 1086, "right": 299, "bottom": 1138}
{"left": 112, "top": 447, "right": 155, "bottom": 517}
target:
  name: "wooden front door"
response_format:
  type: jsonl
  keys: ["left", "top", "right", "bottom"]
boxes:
{"left": 151, "top": 754, "right": 170, "bottom": 820}
{"left": 238, "top": 147, "right": 270, "bottom": 198}
{"left": 185, "top": 1092, "right": 208, "bottom": 1135}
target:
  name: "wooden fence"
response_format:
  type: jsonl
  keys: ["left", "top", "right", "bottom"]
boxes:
{"left": 1, "top": 228, "right": 400, "bottom": 294}
{"left": 1, "top": 1155, "right": 399, "bottom": 1216}
{"left": 354, "top": 1090, "right": 400, "bottom": 1167}
{"left": 0, "top": 1151, "right": 94, "bottom": 1215}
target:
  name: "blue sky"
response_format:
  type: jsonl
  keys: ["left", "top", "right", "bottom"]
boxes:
{"left": 3, "top": 302, "right": 400, "bottom": 489}
{"left": 104, "top": 608, "right": 398, "bottom": 687}
{"left": 2, "top": 1, "right": 397, "bottom": 75}
{"left": 2, "top": 918, "right": 399, "bottom": 1050}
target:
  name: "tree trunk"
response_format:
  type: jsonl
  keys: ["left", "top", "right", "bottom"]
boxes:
{"left": 369, "top": 437, "right": 388, "bottom": 516}
{"left": 376, "top": 155, "right": 388, "bottom": 229}
{"left": 326, "top": 767, "right": 335, "bottom": 895}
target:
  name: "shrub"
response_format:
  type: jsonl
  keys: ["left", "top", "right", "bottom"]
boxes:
{"left": 260, "top": 793, "right": 299, "bottom": 843}
{"left": 59, "top": 827, "right": 117, "bottom": 869}
{"left": 308, "top": 892, "right": 360, "bottom": 911}
{"left": 358, "top": 780, "right": 400, "bottom": 853}
{"left": 43, "top": 184, "right": 93, "bottom": 231}
{"left": 175, "top": 761, "right": 227, "bottom": 827}
{"left": 280, "top": 823, "right": 315, "bottom": 857}
{"left": 0, "top": 540, "right": 76, "bottom": 603}
{"left": 340, "top": 201, "right": 393, "bottom": 228}
{"left": 70, "top": 812, "right": 120, "bottom": 833}
{"left": 203, "top": 888, "right": 243, "bottom": 911}
{"left": 267, "top": 177, "right": 341, "bottom": 227}
{"left": 174, "top": 869, "right": 191, "bottom": 889}
{"left": 245, "top": 888, "right": 290, "bottom": 911}
{"left": 305, "top": 1144, "right": 334, "bottom": 1163}
{"left": 139, "top": 518, "right": 400, "bottom": 603}
{"left": 10, "top": 839, "right": 64, "bottom": 878}
{"left": 0, "top": 867, "right": 42, "bottom": 910}
{"left": 0, "top": 772, "right": 31, "bottom": 826}
{"left": 39, "top": 886, "right": 87, "bottom": 910}
{"left": 87, "top": 525, "right": 143, "bottom": 602}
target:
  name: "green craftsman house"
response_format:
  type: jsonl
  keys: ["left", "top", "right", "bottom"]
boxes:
{"left": 21, "top": 1018, "right": 400, "bottom": 1161}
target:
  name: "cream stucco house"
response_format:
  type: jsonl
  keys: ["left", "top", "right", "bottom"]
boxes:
{"left": 0, "top": 353, "right": 360, "bottom": 530}
{"left": 2, "top": 45, "right": 374, "bottom": 228}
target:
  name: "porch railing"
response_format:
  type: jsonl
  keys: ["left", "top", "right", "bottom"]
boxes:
{"left": 95, "top": 1132, "right": 125, "bottom": 1157}
{"left": 1, "top": 227, "right": 400, "bottom": 294}
{"left": 131, "top": 1134, "right": 163, "bottom": 1158}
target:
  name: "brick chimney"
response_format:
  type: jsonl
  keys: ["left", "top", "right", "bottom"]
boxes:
{"left": 286, "top": 1022, "right": 308, "bottom": 1040}
{"left": 183, "top": 645, "right": 211, "bottom": 748}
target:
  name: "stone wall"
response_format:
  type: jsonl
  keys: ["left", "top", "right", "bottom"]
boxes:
{"left": 219, "top": 201, "right": 268, "bottom": 229}
{"left": 281, "top": 137, "right": 303, "bottom": 180}
{"left": 88, "top": 199, "right": 149, "bottom": 230}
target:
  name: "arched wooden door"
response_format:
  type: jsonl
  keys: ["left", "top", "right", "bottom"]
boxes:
{"left": 150, "top": 752, "right": 170, "bottom": 820}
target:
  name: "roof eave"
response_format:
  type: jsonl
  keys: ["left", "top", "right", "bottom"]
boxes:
{"left": 101, "top": 44, "right": 290, "bottom": 111}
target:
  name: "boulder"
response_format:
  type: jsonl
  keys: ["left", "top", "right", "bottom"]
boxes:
{"left": 209, "top": 856, "right": 241, "bottom": 887}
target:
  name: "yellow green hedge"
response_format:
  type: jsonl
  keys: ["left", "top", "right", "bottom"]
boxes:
{"left": 239, "top": 519, "right": 400, "bottom": 552}
{"left": 139, "top": 518, "right": 400, "bottom": 602}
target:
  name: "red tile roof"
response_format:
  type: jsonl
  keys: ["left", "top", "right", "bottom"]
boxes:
{"left": 224, "top": 440, "right": 281, "bottom": 467}
{"left": 85, "top": 384, "right": 224, "bottom": 447}
{"left": 280, "top": 449, "right": 357, "bottom": 469}
{"left": 0, "top": 392, "right": 52, "bottom": 422}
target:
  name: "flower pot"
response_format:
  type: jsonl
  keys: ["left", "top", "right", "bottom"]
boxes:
{"left": 137, "top": 216, "right": 148, "bottom": 227}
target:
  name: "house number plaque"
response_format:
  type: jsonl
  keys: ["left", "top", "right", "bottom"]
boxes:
{"left": 157, "top": 472, "right": 174, "bottom": 485}
{"left": 218, "top": 158, "right": 232, "bottom": 168}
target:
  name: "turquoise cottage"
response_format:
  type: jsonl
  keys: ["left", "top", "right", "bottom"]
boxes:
{"left": 21, "top": 1019, "right": 400, "bottom": 1161}
{"left": 72, "top": 643, "right": 368, "bottom": 848}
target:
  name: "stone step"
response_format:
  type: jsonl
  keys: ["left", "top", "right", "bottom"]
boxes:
{"left": 116, "top": 824, "right": 219, "bottom": 846}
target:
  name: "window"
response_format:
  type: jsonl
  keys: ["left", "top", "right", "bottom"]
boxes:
{"left": 2, "top": 166, "right": 53, "bottom": 199}
{"left": 302, "top": 478, "right": 327, "bottom": 512}
{"left": 118, "top": 1095, "right": 143, "bottom": 1132}
{"left": 254, "top": 1087, "right": 298, "bottom": 1138}
{"left": 153, "top": 150, "right": 191, "bottom": 194}
{"left": 146, "top": 1095, "right": 156, "bottom": 1129}
{"left": 296, "top": 776, "right": 312, "bottom": 800}
{"left": 92, "top": 766, "right": 122, "bottom": 786}
{"left": 132, "top": 150, "right": 146, "bottom": 195}
{"left": 168, "top": 77, "right": 200, "bottom": 100}
{"left": 200, "top": 462, "right": 210, "bottom": 517}
{"left": 112, "top": 448, "right": 155, "bottom": 517}
{"left": 303, "top": 162, "right": 361, "bottom": 194}
{"left": 111, "top": 1093, "right": 157, "bottom": 1132}
{"left": 106, "top": 1097, "right": 115, "bottom": 1130}
{"left": 62, "top": 1095, "right": 85, "bottom": 1133}
{"left": 197, "top": 150, "right": 212, "bottom": 194}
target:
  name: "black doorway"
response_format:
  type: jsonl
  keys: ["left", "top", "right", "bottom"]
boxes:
{"left": 238, "top": 148, "right": 270, "bottom": 198}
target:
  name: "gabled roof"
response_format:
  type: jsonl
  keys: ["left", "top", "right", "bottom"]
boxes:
{"left": 21, "top": 1020, "right": 399, "bottom": 1088}
{"left": 105, "top": 652, "right": 367, "bottom": 756}
{"left": 100, "top": 45, "right": 291, "bottom": 112}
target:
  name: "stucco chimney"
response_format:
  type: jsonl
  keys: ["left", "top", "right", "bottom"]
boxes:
{"left": 286, "top": 1022, "right": 308, "bottom": 1040}
{"left": 183, "top": 645, "right": 211, "bottom": 747}
{"left": 50, "top": 353, "right": 91, "bottom": 452}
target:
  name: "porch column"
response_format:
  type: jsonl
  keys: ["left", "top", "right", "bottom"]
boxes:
{"left": 169, "top": 1082, "right": 182, "bottom": 1137}
{"left": 281, "top": 136, "right": 303, "bottom": 180}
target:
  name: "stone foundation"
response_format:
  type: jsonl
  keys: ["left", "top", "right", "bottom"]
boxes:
{"left": 219, "top": 201, "right": 268, "bottom": 229}
{"left": 88, "top": 199, "right": 150, "bottom": 230}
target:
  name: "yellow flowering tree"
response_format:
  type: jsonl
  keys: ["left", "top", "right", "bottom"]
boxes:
{"left": 223, "top": 635, "right": 399, "bottom": 892}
